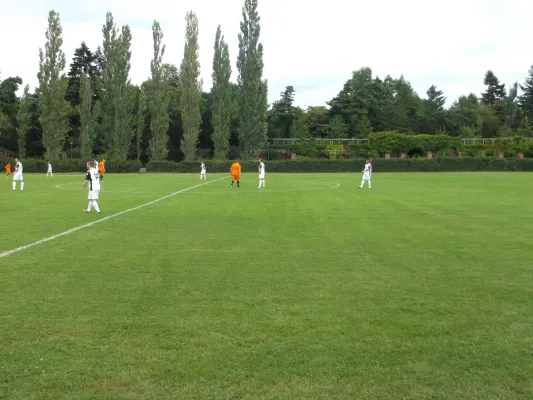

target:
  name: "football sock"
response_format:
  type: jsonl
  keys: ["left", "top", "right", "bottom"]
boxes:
{"left": 20, "top": 182, "right": 24, "bottom": 190}
{"left": 87, "top": 201, "right": 93, "bottom": 212}
{"left": 93, "top": 201, "right": 101, "bottom": 213}
{"left": 360, "top": 179, "right": 365, "bottom": 187}
{"left": 12, "top": 182, "right": 16, "bottom": 191}
{"left": 237, "top": 181, "right": 240, "bottom": 187}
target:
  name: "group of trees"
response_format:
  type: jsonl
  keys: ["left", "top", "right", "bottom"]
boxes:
{"left": 2, "top": 0, "right": 533, "bottom": 162}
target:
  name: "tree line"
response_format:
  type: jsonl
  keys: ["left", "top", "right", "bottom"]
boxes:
{"left": 1, "top": 0, "right": 533, "bottom": 162}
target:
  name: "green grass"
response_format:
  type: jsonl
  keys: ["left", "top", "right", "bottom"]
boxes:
{"left": 1, "top": 172, "right": 532, "bottom": 399}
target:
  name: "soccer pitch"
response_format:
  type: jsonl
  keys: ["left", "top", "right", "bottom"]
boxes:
{"left": 1, "top": 172, "right": 532, "bottom": 399}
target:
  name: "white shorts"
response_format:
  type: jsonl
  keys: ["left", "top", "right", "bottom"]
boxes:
{"left": 88, "top": 190, "right": 100, "bottom": 200}
{"left": 13, "top": 172, "right": 23, "bottom": 181}
{"left": 259, "top": 174, "right": 265, "bottom": 179}
{"left": 201, "top": 171, "right": 206, "bottom": 175}
{"left": 47, "top": 169, "right": 52, "bottom": 173}
{"left": 363, "top": 173, "right": 371, "bottom": 181}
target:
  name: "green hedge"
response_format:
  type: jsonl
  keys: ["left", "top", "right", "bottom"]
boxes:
{"left": 8, "top": 159, "right": 142, "bottom": 173}
{"left": 11, "top": 157, "right": 533, "bottom": 173}
{"left": 148, "top": 158, "right": 533, "bottom": 173}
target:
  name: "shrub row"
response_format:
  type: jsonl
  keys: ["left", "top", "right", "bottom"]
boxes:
{"left": 10, "top": 157, "right": 533, "bottom": 173}
{"left": 148, "top": 158, "right": 533, "bottom": 173}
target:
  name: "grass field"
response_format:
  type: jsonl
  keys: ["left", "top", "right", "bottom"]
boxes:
{"left": 1, "top": 172, "right": 532, "bottom": 399}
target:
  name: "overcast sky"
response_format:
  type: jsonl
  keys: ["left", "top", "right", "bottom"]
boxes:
{"left": 1, "top": 0, "right": 532, "bottom": 108}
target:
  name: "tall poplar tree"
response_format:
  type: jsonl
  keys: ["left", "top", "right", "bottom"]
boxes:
{"left": 112, "top": 25, "right": 135, "bottom": 159}
{"left": 211, "top": 25, "right": 232, "bottom": 159}
{"left": 148, "top": 20, "right": 169, "bottom": 160}
{"left": 37, "top": 10, "right": 70, "bottom": 160}
{"left": 16, "top": 85, "right": 31, "bottom": 157}
{"left": 79, "top": 73, "right": 98, "bottom": 160}
{"left": 135, "top": 89, "right": 146, "bottom": 161}
{"left": 100, "top": 12, "right": 118, "bottom": 152}
{"left": 237, "top": 0, "right": 268, "bottom": 158}
{"left": 179, "top": 11, "right": 202, "bottom": 161}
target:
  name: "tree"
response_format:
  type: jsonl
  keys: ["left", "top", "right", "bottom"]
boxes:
{"left": 179, "top": 11, "right": 202, "bottom": 161}
{"left": 38, "top": 10, "right": 70, "bottom": 160}
{"left": 459, "top": 124, "right": 481, "bottom": 138}
{"left": 135, "top": 89, "right": 146, "bottom": 161}
{"left": 99, "top": 13, "right": 135, "bottom": 159}
{"left": 519, "top": 65, "right": 533, "bottom": 117}
{"left": 290, "top": 108, "right": 309, "bottom": 138}
{"left": 505, "top": 82, "right": 519, "bottom": 129}
{"left": 79, "top": 73, "right": 98, "bottom": 160}
{"left": 112, "top": 25, "right": 135, "bottom": 160}
{"left": 211, "top": 25, "right": 232, "bottom": 159}
{"left": 66, "top": 42, "right": 100, "bottom": 106}
{"left": 237, "top": 0, "right": 268, "bottom": 158}
{"left": 328, "top": 115, "right": 348, "bottom": 138}
{"left": 17, "top": 85, "right": 32, "bottom": 157}
{"left": 481, "top": 70, "right": 506, "bottom": 106}
{"left": 355, "top": 114, "right": 373, "bottom": 138}
{"left": 268, "top": 86, "right": 295, "bottom": 138}
{"left": 100, "top": 13, "right": 118, "bottom": 152}
{"left": 306, "top": 106, "right": 329, "bottom": 137}
{"left": 0, "top": 74, "right": 22, "bottom": 140}
{"left": 517, "top": 116, "right": 533, "bottom": 137}
{"left": 148, "top": 20, "right": 169, "bottom": 161}
{"left": 417, "top": 85, "right": 447, "bottom": 134}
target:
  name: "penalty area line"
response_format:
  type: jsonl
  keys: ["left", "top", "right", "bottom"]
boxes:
{"left": 0, "top": 177, "right": 227, "bottom": 259}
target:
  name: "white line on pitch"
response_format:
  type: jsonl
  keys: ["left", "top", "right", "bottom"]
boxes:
{"left": 0, "top": 177, "right": 227, "bottom": 259}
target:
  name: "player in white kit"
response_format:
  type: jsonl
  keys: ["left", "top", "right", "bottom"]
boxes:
{"left": 81, "top": 160, "right": 101, "bottom": 214}
{"left": 12, "top": 158, "right": 24, "bottom": 191}
{"left": 359, "top": 159, "right": 372, "bottom": 188}
{"left": 257, "top": 159, "right": 266, "bottom": 188}
{"left": 46, "top": 161, "right": 53, "bottom": 177}
{"left": 200, "top": 162, "right": 207, "bottom": 180}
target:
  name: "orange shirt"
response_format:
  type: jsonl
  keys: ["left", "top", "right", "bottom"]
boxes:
{"left": 231, "top": 163, "right": 241, "bottom": 176}
{"left": 5, "top": 164, "right": 11, "bottom": 172}
{"left": 98, "top": 161, "right": 105, "bottom": 174}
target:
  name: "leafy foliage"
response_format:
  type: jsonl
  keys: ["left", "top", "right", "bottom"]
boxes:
{"left": 179, "top": 11, "right": 202, "bottom": 161}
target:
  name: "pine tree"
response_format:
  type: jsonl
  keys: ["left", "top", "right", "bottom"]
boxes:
{"left": 328, "top": 115, "right": 348, "bottom": 138}
{"left": 481, "top": 70, "right": 506, "bottom": 106}
{"left": 505, "top": 82, "right": 518, "bottom": 129}
{"left": 148, "top": 21, "right": 169, "bottom": 161}
{"left": 519, "top": 65, "right": 533, "bottom": 117}
{"left": 237, "top": 0, "right": 268, "bottom": 158}
{"left": 66, "top": 42, "right": 100, "bottom": 106}
{"left": 37, "top": 10, "right": 70, "bottom": 160}
{"left": 179, "top": 11, "right": 202, "bottom": 161}
{"left": 355, "top": 114, "right": 373, "bottom": 138}
{"left": 16, "top": 85, "right": 32, "bottom": 157}
{"left": 289, "top": 108, "right": 309, "bottom": 138}
{"left": 79, "top": 73, "right": 98, "bottom": 160}
{"left": 211, "top": 25, "right": 232, "bottom": 159}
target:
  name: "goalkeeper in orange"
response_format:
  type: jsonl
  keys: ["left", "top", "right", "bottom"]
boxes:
{"left": 230, "top": 161, "right": 241, "bottom": 188}
{"left": 5, "top": 162, "right": 11, "bottom": 176}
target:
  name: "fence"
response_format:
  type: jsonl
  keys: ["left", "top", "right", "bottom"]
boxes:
{"left": 268, "top": 138, "right": 533, "bottom": 145}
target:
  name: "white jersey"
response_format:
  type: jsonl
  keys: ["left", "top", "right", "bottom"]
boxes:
{"left": 47, "top": 163, "right": 52, "bottom": 172}
{"left": 201, "top": 163, "right": 206, "bottom": 173}
{"left": 85, "top": 168, "right": 101, "bottom": 192}
{"left": 363, "top": 163, "right": 372, "bottom": 176}
{"left": 258, "top": 162, "right": 265, "bottom": 177}
{"left": 15, "top": 162, "right": 23, "bottom": 173}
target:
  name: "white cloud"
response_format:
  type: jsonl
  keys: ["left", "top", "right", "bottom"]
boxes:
{"left": 1, "top": 0, "right": 532, "bottom": 108}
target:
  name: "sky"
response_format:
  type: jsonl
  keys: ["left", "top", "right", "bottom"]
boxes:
{"left": 1, "top": 0, "right": 533, "bottom": 108}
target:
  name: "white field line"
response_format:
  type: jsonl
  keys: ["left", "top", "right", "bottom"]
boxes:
{"left": 0, "top": 177, "right": 227, "bottom": 259}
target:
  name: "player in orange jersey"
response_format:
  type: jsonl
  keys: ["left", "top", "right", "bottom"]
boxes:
{"left": 5, "top": 162, "right": 11, "bottom": 176}
{"left": 230, "top": 161, "right": 241, "bottom": 188}
{"left": 98, "top": 160, "right": 105, "bottom": 181}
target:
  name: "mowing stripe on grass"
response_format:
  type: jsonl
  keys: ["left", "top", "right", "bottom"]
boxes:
{"left": 0, "top": 177, "right": 227, "bottom": 259}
